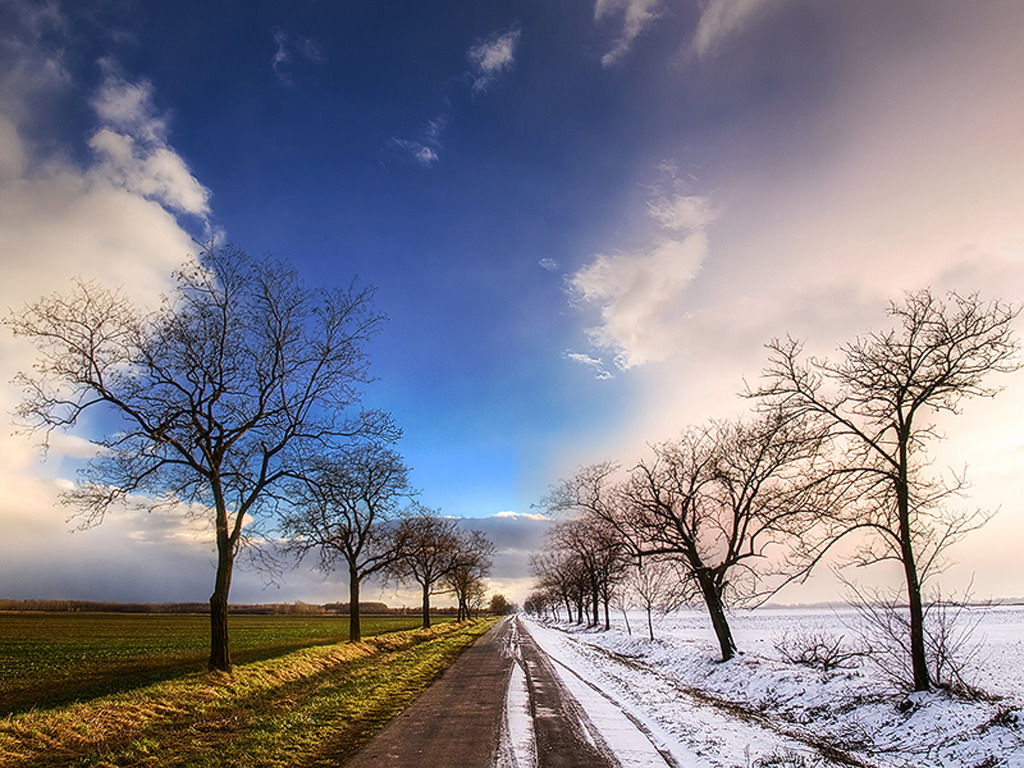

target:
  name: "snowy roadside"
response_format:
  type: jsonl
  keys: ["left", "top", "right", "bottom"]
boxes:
{"left": 524, "top": 612, "right": 1024, "bottom": 768}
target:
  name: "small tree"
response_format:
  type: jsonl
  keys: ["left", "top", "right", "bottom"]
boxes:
{"left": 7, "top": 247, "right": 393, "bottom": 671}
{"left": 751, "top": 289, "right": 1020, "bottom": 690}
{"left": 445, "top": 529, "right": 495, "bottom": 621}
{"left": 628, "top": 557, "right": 690, "bottom": 641}
{"left": 282, "top": 442, "right": 412, "bottom": 642}
{"left": 388, "top": 509, "right": 461, "bottom": 628}
{"left": 489, "top": 593, "right": 512, "bottom": 615}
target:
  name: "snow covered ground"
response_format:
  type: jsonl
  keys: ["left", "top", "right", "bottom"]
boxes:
{"left": 522, "top": 606, "right": 1024, "bottom": 767}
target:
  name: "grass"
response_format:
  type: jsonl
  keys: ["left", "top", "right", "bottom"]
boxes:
{"left": 0, "top": 613, "right": 448, "bottom": 714}
{"left": 0, "top": 616, "right": 499, "bottom": 767}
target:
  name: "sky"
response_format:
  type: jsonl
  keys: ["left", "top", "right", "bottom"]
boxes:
{"left": 1, "top": 0, "right": 1023, "bottom": 609}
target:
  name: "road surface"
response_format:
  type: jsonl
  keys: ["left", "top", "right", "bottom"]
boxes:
{"left": 343, "top": 616, "right": 674, "bottom": 768}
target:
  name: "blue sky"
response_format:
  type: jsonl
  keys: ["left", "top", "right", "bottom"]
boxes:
{"left": 2, "top": 0, "right": 1024, "bottom": 606}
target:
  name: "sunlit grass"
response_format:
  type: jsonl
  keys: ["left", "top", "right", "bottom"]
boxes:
{"left": 0, "top": 613, "right": 449, "bottom": 713}
{"left": 0, "top": 617, "right": 498, "bottom": 767}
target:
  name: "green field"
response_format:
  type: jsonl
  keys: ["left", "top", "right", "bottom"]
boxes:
{"left": 0, "top": 612, "right": 443, "bottom": 713}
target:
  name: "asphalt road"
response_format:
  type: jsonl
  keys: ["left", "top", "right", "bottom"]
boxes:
{"left": 342, "top": 617, "right": 622, "bottom": 768}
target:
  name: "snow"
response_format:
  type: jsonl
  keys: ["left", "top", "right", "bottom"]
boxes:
{"left": 528, "top": 623, "right": 674, "bottom": 767}
{"left": 497, "top": 661, "right": 536, "bottom": 768}
{"left": 524, "top": 605, "right": 1024, "bottom": 767}
{"left": 498, "top": 618, "right": 537, "bottom": 768}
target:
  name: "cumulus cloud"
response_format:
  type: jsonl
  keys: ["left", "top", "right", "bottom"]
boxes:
{"left": 467, "top": 26, "right": 521, "bottom": 93}
{"left": 688, "top": 0, "right": 779, "bottom": 60}
{"left": 594, "top": 0, "right": 662, "bottom": 66}
{"left": 0, "top": 4, "right": 223, "bottom": 603}
{"left": 569, "top": 193, "right": 712, "bottom": 369}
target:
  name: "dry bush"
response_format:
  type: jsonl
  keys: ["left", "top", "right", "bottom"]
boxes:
{"left": 774, "top": 630, "right": 867, "bottom": 672}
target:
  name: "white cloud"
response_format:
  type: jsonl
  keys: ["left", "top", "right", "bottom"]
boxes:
{"left": 564, "top": 351, "right": 615, "bottom": 380}
{"left": 538, "top": 257, "right": 560, "bottom": 272}
{"left": 494, "top": 510, "right": 550, "bottom": 522}
{"left": 558, "top": 3, "right": 1024, "bottom": 603}
{"left": 467, "top": 27, "right": 521, "bottom": 93}
{"left": 647, "top": 194, "right": 719, "bottom": 232}
{"left": 689, "top": 0, "right": 778, "bottom": 61}
{"left": 569, "top": 193, "right": 713, "bottom": 369}
{"left": 87, "top": 65, "right": 210, "bottom": 217}
{"left": 0, "top": 4, "right": 223, "bottom": 603}
{"left": 388, "top": 137, "right": 440, "bottom": 167}
{"left": 594, "top": 0, "right": 662, "bottom": 66}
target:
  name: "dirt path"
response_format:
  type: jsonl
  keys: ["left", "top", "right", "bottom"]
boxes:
{"left": 342, "top": 617, "right": 646, "bottom": 768}
{"left": 342, "top": 619, "right": 513, "bottom": 768}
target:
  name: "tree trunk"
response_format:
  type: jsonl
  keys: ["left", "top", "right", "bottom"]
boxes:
{"left": 696, "top": 569, "right": 735, "bottom": 661}
{"left": 349, "top": 565, "right": 362, "bottom": 643}
{"left": 208, "top": 541, "right": 233, "bottom": 672}
{"left": 421, "top": 584, "right": 431, "bottom": 629}
{"left": 591, "top": 587, "right": 599, "bottom": 627}
{"left": 646, "top": 605, "right": 654, "bottom": 642}
{"left": 603, "top": 593, "right": 611, "bottom": 631}
{"left": 897, "top": 462, "right": 931, "bottom": 691}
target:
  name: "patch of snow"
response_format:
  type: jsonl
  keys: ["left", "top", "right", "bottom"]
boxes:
{"left": 497, "top": 660, "right": 536, "bottom": 768}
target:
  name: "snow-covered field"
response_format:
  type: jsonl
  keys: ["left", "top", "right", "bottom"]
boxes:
{"left": 524, "top": 605, "right": 1024, "bottom": 767}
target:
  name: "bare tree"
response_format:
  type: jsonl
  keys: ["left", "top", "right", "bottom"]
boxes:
{"left": 547, "top": 514, "right": 628, "bottom": 630}
{"left": 750, "top": 289, "right": 1020, "bottom": 690}
{"left": 552, "top": 412, "right": 825, "bottom": 661}
{"left": 387, "top": 509, "right": 462, "bottom": 628}
{"left": 7, "top": 247, "right": 394, "bottom": 671}
{"left": 445, "top": 529, "right": 495, "bottom": 621}
{"left": 627, "top": 557, "right": 690, "bottom": 641}
{"left": 282, "top": 442, "right": 412, "bottom": 642}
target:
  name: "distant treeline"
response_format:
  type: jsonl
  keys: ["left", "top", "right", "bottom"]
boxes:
{"left": 0, "top": 599, "right": 459, "bottom": 615}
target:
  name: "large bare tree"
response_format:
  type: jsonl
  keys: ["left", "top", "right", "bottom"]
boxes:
{"left": 622, "top": 414, "right": 824, "bottom": 660}
{"left": 282, "top": 441, "right": 412, "bottom": 642}
{"left": 751, "top": 289, "right": 1020, "bottom": 690}
{"left": 549, "top": 412, "right": 825, "bottom": 660}
{"left": 7, "top": 247, "right": 393, "bottom": 671}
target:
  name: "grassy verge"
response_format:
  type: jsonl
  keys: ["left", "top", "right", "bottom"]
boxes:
{"left": 0, "top": 617, "right": 499, "bottom": 767}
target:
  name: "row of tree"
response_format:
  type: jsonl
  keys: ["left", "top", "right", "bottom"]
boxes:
{"left": 527, "top": 290, "right": 1020, "bottom": 691}
{"left": 7, "top": 246, "right": 496, "bottom": 671}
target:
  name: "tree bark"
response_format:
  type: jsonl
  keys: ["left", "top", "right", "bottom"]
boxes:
{"left": 897, "top": 458, "right": 931, "bottom": 691}
{"left": 208, "top": 541, "right": 233, "bottom": 672}
{"left": 646, "top": 605, "right": 654, "bottom": 642}
{"left": 696, "top": 569, "right": 735, "bottom": 661}
{"left": 421, "top": 584, "right": 431, "bottom": 629}
{"left": 349, "top": 565, "right": 362, "bottom": 643}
